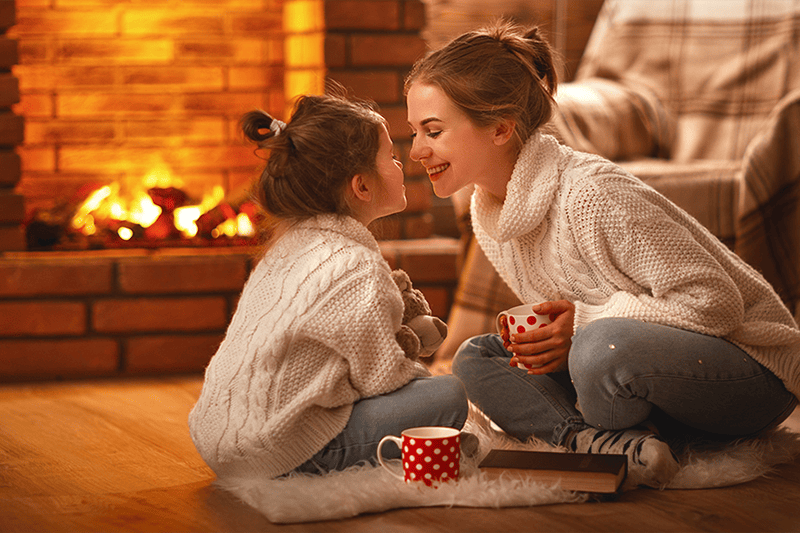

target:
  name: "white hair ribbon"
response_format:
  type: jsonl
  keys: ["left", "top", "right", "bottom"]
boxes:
{"left": 270, "top": 119, "right": 287, "bottom": 136}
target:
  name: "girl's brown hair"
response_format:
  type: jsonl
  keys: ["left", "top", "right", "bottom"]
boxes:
{"left": 241, "top": 90, "right": 385, "bottom": 223}
{"left": 405, "top": 20, "right": 558, "bottom": 148}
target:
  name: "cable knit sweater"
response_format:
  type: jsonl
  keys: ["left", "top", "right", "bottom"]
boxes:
{"left": 472, "top": 132, "right": 800, "bottom": 400}
{"left": 188, "top": 214, "right": 430, "bottom": 480}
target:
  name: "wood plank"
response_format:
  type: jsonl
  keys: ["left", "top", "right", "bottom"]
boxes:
{"left": 0, "top": 376, "right": 798, "bottom": 532}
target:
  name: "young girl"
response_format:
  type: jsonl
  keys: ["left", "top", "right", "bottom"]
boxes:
{"left": 188, "top": 92, "right": 469, "bottom": 480}
{"left": 405, "top": 21, "right": 800, "bottom": 487}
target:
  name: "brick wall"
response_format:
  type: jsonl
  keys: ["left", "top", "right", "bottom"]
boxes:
{"left": 0, "top": 241, "right": 457, "bottom": 382}
{"left": 307, "top": 0, "right": 437, "bottom": 239}
{"left": 424, "top": 0, "right": 604, "bottom": 82}
{"left": 9, "top": 0, "right": 285, "bottom": 231}
{"left": 9, "top": 0, "right": 442, "bottom": 246}
{"left": 1, "top": 0, "right": 24, "bottom": 252}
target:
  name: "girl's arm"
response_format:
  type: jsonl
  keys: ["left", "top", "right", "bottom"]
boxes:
{"left": 291, "top": 260, "right": 429, "bottom": 406}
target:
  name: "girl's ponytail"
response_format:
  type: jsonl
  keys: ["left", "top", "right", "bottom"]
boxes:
{"left": 242, "top": 93, "right": 385, "bottom": 229}
{"left": 240, "top": 110, "right": 283, "bottom": 145}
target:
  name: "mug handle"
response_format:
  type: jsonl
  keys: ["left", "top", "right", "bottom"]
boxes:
{"left": 496, "top": 311, "right": 508, "bottom": 335}
{"left": 376, "top": 435, "right": 404, "bottom": 481}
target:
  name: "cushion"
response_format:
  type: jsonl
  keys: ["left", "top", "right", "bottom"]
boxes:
{"left": 577, "top": 0, "right": 800, "bottom": 162}
{"left": 551, "top": 78, "right": 675, "bottom": 161}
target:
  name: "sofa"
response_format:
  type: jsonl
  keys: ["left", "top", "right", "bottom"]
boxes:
{"left": 435, "top": 0, "right": 800, "bottom": 365}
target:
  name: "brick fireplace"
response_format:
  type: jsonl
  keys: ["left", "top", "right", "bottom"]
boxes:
{"left": 0, "top": 0, "right": 601, "bottom": 381}
{"left": 0, "top": 0, "right": 459, "bottom": 381}
{"left": 6, "top": 0, "right": 438, "bottom": 247}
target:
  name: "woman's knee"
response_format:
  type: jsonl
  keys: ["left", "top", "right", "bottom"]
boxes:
{"left": 569, "top": 318, "right": 640, "bottom": 382}
{"left": 452, "top": 334, "right": 503, "bottom": 375}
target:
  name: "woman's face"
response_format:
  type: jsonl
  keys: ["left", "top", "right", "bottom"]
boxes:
{"left": 407, "top": 82, "right": 510, "bottom": 199}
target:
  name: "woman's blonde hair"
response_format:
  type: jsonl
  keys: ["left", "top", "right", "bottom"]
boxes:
{"left": 241, "top": 90, "right": 385, "bottom": 223}
{"left": 405, "top": 20, "right": 558, "bottom": 148}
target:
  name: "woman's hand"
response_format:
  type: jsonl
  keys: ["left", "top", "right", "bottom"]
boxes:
{"left": 507, "top": 300, "right": 575, "bottom": 374}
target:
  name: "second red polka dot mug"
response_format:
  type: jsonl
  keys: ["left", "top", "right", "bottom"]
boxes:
{"left": 376, "top": 426, "right": 460, "bottom": 487}
{"left": 497, "top": 303, "right": 556, "bottom": 370}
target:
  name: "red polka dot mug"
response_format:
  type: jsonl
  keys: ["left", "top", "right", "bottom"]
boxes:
{"left": 376, "top": 426, "right": 460, "bottom": 487}
{"left": 497, "top": 303, "right": 556, "bottom": 370}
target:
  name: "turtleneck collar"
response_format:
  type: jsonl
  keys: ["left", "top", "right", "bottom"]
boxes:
{"left": 471, "top": 133, "right": 562, "bottom": 243}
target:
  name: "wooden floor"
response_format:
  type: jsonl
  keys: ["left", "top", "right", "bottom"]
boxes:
{"left": 1, "top": 375, "right": 799, "bottom": 533}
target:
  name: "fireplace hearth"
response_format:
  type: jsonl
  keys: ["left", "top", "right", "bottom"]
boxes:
{"left": 2, "top": 0, "right": 603, "bottom": 381}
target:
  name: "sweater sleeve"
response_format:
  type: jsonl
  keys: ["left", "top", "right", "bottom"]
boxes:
{"left": 291, "top": 259, "right": 430, "bottom": 406}
{"left": 569, "top": 177, "right": 746, "bottom": 337}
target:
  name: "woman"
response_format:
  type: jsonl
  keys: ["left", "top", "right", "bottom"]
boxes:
{"left": 405, "top": 21, "right": 800, "bottom": 487}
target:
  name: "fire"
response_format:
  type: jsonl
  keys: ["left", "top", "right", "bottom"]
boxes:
{"left": 70, "top": 170, "right": 258, "bottom": 245}
{"left": 173, "top": 185, "right": 226, "bottom": 238}
{"left": 71, "top": 182, "right": 162, "bottom": 236}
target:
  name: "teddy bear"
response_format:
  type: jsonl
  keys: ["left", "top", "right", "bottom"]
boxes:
{"left": 391, "top": 269, "right": 448, "bottom": 361}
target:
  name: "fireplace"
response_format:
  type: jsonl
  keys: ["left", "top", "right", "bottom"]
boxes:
{"left": 5, "top": 0, "right": 443, "bottom": 252}
{"left": 0, "top": 0, "right": 602, "bottom": 381}
{"left": 0, "top": 0, "right": 459, "bottom": 381}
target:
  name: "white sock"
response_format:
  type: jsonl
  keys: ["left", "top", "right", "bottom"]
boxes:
{"left": 566, "top": 426, "right": 680, "bottom": 488}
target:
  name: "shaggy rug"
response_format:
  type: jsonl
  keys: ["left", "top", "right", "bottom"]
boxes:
{"left": 216, "top": 406, "right": 800, "bottom": 524}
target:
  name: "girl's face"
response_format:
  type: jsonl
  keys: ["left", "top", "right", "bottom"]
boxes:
{"left": 407, "top": 82, "right": 514, "bottom": 199}
{"left": 370, "top": 123, "right": 407, "bottom": 220}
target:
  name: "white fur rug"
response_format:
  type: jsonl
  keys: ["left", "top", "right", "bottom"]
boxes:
{"left": 216, "top": 406, "right": 800, "bottom": 524}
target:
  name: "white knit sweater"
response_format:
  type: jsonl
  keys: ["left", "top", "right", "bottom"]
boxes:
{"left": 472, "top": 133, "right": 800, "bottom": 399}
{"left": 188, "top": 214, "right": 430, "bottom": 480}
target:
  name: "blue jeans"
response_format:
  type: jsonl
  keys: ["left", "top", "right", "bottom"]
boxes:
{"left": 452, "top": 318, "right": 797, "bottom": 447}
{"left": 294, "top": 375, "right": 469, "bottom": 474}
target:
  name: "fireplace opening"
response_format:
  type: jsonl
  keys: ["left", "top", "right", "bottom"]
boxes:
{"left": 8, "top": 0, "right": 327, "bottom": 252}
{"left": 26, "top": 168, "right": 263, "bottom": 251}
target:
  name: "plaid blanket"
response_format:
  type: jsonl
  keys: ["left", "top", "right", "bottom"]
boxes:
{"left": 437, "top": 0, "right": 800, "bottom": 362}
{"left": 735, "top": 90, "right": 800, "bottom": 320}
{"left": 576, "top": 0, "right": 800, "bottom": 162}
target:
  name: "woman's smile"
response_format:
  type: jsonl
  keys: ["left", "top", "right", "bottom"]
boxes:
{"left": 426, "top": 163, "right": 450, "bottom": 181}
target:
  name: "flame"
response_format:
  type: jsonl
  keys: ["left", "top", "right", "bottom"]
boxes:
{"left": 236, "top": 212, "right": 255, "bottom": 237}
{"left": 213, "top": 218, "right": 238, "bottom": 238}
{"left": 71, "top": 181, "right": 163, "bottom": 237}
{"left": 173, "top": 185, "right": 226, "bottom": 237}
{"left": 173, "top": 206, "right": 202, "bottom": 237}
{"left": 143, "top": 164, "right": 183, "bottom": 190}
{"left": 71, "top": 171, "right": 256, "bottom": 242}
{"left": 71, "top": 186, "right": 111, "bottom": 235}
{"left": 127, "top": 191, "right": 162, "bottom": 228}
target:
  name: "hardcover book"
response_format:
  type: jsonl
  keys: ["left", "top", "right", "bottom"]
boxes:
{"left": 478, "top": 449, "right": 628, "bottom": 494}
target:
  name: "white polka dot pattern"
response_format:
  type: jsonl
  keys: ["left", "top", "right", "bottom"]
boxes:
{"left": 400, "top": 433, "right": 460, "bottom": 487}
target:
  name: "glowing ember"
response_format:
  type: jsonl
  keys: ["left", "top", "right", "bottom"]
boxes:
{"left": 71, "top": 182, "right": 162, "bottom": 236}
{"left": 118, "top": 227, "right": 134, "bottom": 241}
{"left": 66, "top": 171, "right": 259, "bottom": 248}
{"left": 237, "top": 212, "right": 255, "bottom": 237}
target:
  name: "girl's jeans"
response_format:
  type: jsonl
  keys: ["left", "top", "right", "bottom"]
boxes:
{"left": 294, "top": 375, "right": 469, "bottom": 474}
{"left": 452, "top": 318, "right": 797, "bottom": 447}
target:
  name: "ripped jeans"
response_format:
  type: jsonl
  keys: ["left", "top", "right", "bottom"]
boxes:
{"left": 452, "top": 318, "right": 797, "bottom": 447}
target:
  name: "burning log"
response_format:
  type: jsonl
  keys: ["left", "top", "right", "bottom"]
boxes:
{"left": 196, "top": 203, "right": 237, "bottom": 238}
{"left": 147, "top": 187, "right": 188, "bottom": 212}
{"left": 32, "top": 178, "right": 262, "bottom": 250}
